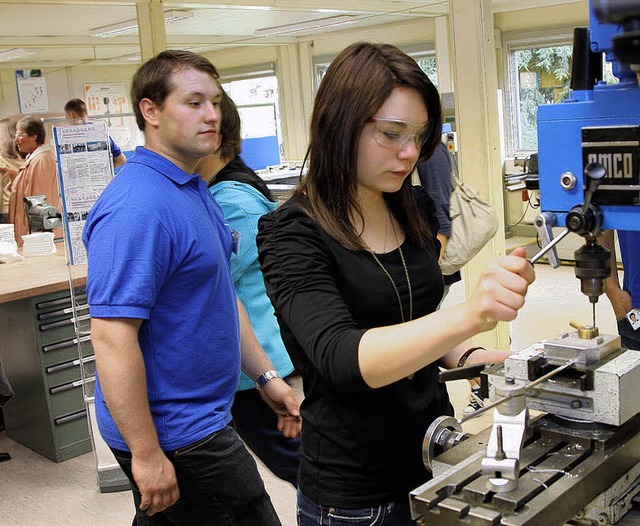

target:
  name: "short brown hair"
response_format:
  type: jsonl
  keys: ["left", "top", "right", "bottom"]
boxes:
{"left": 296, "top": 42, "right": 443, "bottom": 250}
{"left": 131, "top": 49, "right": 220, "bottom": 131}
{"left": 17, "top": 116, "right": 46, "bottom": 145}
{"left": 64, "top": 98, "right": 87, "bottom": 118}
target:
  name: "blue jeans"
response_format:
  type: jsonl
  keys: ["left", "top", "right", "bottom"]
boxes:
{"left": 618, "top": 317, "right": 640, "bottom": 351}
{"left": 111, "top": 425, "right": 281, "bottom": 526}
{"left": 232, "top": 385, "right": 300, "bottom": 487}
{"left": 297, "top": 490, "right": 415, "bottom": 526}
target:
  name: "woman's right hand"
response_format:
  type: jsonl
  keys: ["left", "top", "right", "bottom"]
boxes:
{"left": 465, "top": 247, "right": 535, "bottom": 334}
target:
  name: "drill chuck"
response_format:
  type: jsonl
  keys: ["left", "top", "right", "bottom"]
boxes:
{"left": 574, "top": 241, "right": 611, "bottom": 304}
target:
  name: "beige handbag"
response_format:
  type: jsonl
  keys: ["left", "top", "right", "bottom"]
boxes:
{"left": 440, "top": 165, "right": 498, "bottom": 276}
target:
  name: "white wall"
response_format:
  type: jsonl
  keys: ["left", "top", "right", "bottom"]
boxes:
{"left": 0, "top": 64, "right": 138, "bottom": 120}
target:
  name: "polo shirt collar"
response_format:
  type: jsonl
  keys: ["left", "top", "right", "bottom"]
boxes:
{"left": 130, "top": 146, "right": 200, "bottom": 186}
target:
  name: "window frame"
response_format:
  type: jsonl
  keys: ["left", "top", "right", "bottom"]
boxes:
{"left": 502, "top": 27, "right": 574, "bottom": 157}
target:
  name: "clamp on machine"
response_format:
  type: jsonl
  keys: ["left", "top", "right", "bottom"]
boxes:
{"left": 410, "top": 1, "right": 640, "bottom": 524}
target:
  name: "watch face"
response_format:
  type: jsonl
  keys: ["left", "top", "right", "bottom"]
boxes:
{"left": 257, "top": 369, "right": 280, "bottom": 387}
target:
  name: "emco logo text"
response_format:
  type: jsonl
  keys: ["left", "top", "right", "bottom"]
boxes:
{"left": 587, "top": 153, "right": 634, "bottom": 179}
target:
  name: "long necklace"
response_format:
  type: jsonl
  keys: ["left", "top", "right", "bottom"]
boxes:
{"left": 368, "top": 211, "right": 413, "bottom": 323}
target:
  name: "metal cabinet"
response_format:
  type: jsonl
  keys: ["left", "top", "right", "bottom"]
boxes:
{"left": 0, "top": 289, "right": 93, "bottom": 462}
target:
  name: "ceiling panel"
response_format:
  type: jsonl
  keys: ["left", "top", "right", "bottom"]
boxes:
{"left": 0, "top": 0, "right": 577, "bottom": 68}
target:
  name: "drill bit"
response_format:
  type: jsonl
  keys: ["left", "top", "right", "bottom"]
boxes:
{"left": 593, "top": 302, "right": 596, "bottom": 330}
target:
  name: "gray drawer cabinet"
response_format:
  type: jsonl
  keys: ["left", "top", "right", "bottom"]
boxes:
{"left": 0, "top": 289, "right": 93, "bottom": 462}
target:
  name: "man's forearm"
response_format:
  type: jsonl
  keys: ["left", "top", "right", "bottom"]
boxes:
{"left": 91, "top": 317, "right": 162, "bottom": 456}
{"left": 600, "top": 230, "right": 622, "bottom": 294}
{"left": 236, "top": 299, "right": 273, "bottom": 380}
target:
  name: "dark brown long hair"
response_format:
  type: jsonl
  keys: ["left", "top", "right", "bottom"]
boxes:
{"left": 296, "top": 42, "right": 442, "bottom": 250}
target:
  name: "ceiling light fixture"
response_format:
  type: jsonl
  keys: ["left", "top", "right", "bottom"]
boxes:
{"left": 0, "top": 48, "right": 34, "bottom": 63}
{"left": 254, "top": 15, "right": 356, "bottom": 37}
{"left": 90, "top": 9, "right": 194, "bottom": 38}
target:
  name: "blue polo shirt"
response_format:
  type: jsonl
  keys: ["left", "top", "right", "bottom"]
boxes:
{"left": 618, "top": 231, "right": 640, "bottom": 308}
{"left": 83, "top": 147, "right": 240, "bottom": 451}
{"left": 109, "top": 136, "right": 123, "bottom": 159}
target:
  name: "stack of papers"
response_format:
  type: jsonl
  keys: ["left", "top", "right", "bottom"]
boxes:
{"left": 22, "top": 232, "right": 56, "bottom": 257}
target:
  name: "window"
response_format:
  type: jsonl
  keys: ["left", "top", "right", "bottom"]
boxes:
{"left": 504, "top": 30, "right": 573, "bottom": 155}
{"left": 219, "top": 64, "right": 282, "bottom": 170}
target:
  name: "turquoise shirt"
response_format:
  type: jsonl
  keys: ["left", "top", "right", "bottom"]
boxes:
{"left": 211, "top": 179, "right": 294, "bottom": 390}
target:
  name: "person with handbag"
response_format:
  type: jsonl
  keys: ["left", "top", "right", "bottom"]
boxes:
{"left": 417, "top": 141, "right": 462, "bottom": 293}
{"left": 256, "top": 42, "right": 535, "bottom": 525}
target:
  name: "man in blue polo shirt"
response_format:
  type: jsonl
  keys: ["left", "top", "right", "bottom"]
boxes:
{"left": 83, "top": 50, "right": 301, "bottom": 525}
{"left": 64, "top": 98, "right": 128, "bottom": 168}
{"left": 602, "top": 230, "right": 640, "bottom": 350}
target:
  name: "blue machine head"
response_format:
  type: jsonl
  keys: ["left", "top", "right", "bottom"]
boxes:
{"left": 538, "top": 0, "right": 640, "bottom": 233}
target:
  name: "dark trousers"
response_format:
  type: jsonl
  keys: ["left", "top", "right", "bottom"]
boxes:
{"left": 232, "top": 386, "right": 301, "bottom": 487}
{"left": 297, "top": 490, "right": 415, "bottom": 526}
{"left": 618, "top": 317, "right": 640, "bottom": 351}
{"left": 111, "top": 425, "right": 281, "bottom": 526}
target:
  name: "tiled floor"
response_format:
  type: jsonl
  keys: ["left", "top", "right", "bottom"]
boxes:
{"left": 0, "top": 243, "right": 623, "bottom": 525}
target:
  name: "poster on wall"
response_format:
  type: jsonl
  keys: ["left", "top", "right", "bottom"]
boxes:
{"left": 83, "top": 83, "right": 129, "bottom": 122}
{"left": 15, "top": 69, "right": 48, "bottom": 114}
{"left": 53, "top": 121, "right": 114, "bottom": 265}
{"left": 82, "top": 82, "right": 141, "bottom": 152}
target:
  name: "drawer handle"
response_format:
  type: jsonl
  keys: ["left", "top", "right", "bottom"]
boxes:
{"left": 36, "top": 294, "right": 87, "bottom": 310}
{"left": 40, "top": 318, "right": 74, "bottom": 331}
{"left": 54, "top": 409, "right": 87, "bottom": 426}
{"left": 46, "top": 355, "right": 95, "bottom": 374}
{"left": 42, "top": 335, "right": 91, "bottom": 353}
{"left": 50, "top": 376, "right": 95, "bottom": 394}
{"left": 36, "top": 297, "right": 71, "bottom": 310}
{"left": 38, "top": 304, "right": 89, "bottom": 321}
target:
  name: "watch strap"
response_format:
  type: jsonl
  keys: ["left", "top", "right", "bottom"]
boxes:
{"left": 255, "top": 369, "right": 280, "bottom": 390}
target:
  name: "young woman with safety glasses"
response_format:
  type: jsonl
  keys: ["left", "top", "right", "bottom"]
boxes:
{"left": 257, "top": 42, "right": 534, "bottom": 526}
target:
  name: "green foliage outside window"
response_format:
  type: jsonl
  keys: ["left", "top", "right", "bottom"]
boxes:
{"left": 515, "top": 45, "right": 572, "bottom": 150}
{"left": 417, "top": 57, "right": 438, "bottom": 88}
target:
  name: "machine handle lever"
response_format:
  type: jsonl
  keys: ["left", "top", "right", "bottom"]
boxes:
{"left": 529, "top": 228, "right": 571, "bottom": 266}
{"left": 532, "top": 212, "right": 564, "bottom": 267}
{"left": 438, "top": 363, "right": 488, "bottom": 383}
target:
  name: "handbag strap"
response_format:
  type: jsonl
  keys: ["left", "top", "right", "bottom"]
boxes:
{"left": 450, "top": 151, "right": 462, "bottom": 190}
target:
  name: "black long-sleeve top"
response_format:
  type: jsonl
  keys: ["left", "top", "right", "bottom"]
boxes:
{"left": 256, "top": 186, "right": 453, "bottom": 507}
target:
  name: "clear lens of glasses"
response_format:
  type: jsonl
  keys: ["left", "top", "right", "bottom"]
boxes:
{"left": 371, "top": 118, "right": 430, "bottom": 150}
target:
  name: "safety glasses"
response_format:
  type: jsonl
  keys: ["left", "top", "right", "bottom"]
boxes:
{"left": 367, "top": 117, "right": 432, "bottom": 151}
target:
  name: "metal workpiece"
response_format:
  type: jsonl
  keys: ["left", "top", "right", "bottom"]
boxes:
{"left": 539, "top": 330, "right": 620, "bottom": 371}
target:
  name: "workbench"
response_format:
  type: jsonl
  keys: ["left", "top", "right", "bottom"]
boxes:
{"left": 0, "top": 249, "right": 93, "bottom": 462}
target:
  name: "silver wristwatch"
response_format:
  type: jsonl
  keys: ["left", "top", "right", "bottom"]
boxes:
{"left": 255, "top": 369, "right": 280, "bottom": 390}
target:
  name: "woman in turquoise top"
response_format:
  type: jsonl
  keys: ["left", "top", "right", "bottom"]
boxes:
{"left": 197, "top": 92, "right": 300, "bottom": 487}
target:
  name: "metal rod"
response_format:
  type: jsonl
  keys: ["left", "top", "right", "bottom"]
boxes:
{"left": 458, "top": 359, "right": 577, "bottom": 424}
{"left": 529, "top": 228, "right": 571, "bottom": 265}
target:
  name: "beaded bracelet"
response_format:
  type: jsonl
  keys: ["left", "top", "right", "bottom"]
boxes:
{"left": 456, "top": 346, "right": 485, "bottom": 368}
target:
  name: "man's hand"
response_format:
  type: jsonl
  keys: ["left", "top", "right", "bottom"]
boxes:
{"left": 131, "top": 448, "right": 180, "bottom": 516}
{"left": 608, "top": 286, "right": 633, "bottom": 320}
{"left": 258, "top": 378, "right": 302, "bottom": 438}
